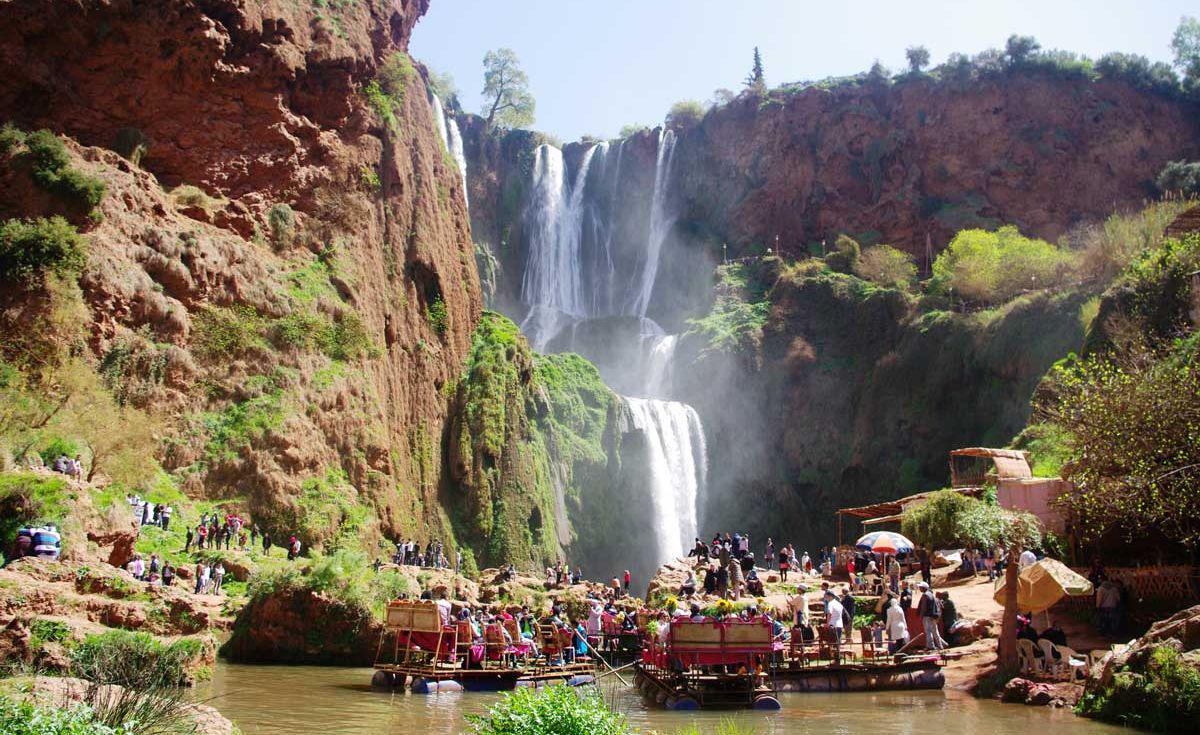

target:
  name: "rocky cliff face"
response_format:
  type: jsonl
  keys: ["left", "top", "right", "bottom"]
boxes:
{"left": 0, "top": 0, "right": 482, "bottom": 552}
{"left": 672, "top": 73, "right": 1200, "bottom": 258}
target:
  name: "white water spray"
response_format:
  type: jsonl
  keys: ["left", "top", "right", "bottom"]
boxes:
{"left": 625, "top": 397, "right": 707, "bottom": 562}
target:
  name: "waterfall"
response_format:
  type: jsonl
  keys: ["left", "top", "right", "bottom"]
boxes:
{"left": 520, "top": 144, "right": 601, "bottom": 350}
{"left": 626, "top": 397, "right": 708, "bottom": 562}
{"left": 446, "top": 114, "right": 469, "bottom": 208}
{"left": 641, "top": 334, "right": 677, "bottom": 398}
{"left": 629, "top": 129, "right": 678, "bottom": 317}
{"left": 430, "top": 93, "right": 449, "bottom": 152}
{"left": 430, "top": 93, "right": 469, "bottom": 209}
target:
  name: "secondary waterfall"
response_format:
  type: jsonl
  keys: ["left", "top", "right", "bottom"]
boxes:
{"left": 429, "top": 93, "right": 469, "bottom": 208}
{"left": 625, "top": 397, "right": 707, "bottom": 562}
{"left": 629, "top": 128, "right": 677, "bottom": 317}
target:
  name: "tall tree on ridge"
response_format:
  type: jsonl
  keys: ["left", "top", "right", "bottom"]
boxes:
{"left": 481, "top": 48, "right": 535, "bottom": 128}
{"left": 745, "top": 46, "right": 766, "bottom": 93}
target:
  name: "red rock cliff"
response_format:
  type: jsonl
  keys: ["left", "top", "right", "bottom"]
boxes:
{"left": 0, "top": 0, "right": 481, "bottom": 549}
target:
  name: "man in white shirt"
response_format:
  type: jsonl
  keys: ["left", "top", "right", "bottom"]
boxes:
{"left": 824, "top": 590, "right": 845, "bottom": 643}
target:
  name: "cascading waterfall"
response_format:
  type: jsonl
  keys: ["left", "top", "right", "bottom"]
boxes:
{"left": 629, "top": 128, "right": 677, "bottom": 317}
{"left": 445, "top": 114, "right": 469, "bottom": 208}
{"left": 520, "top": 144, "right": 600, "bottom": 350}
{"left": 510, "top": 132, "right": 706, "bottom": 567}
{"left": 429, "top": 93, "right": 469, "bottom": 208}
{"left": 625, "top": 397, "right": 708, "bottom": 562}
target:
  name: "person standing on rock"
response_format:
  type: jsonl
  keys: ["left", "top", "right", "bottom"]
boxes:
{"left": 622, "top": 569, "right": 631, "bottom": 594}
{"left": 262, "top": 530, "right": 271, "bottom": 556}
{"left": 160, "top": 504, "right": 172, "bottom": 531}
{"left": 213, "top": 562, "right": 225, "bottom": 594}
{"left": 765, "top": 538, "right": 774, "bottom": 570}
{"left": 162, "top": 562, "right": 174, "bottom": 587}
{"left": 184, "top": 526, "right": 194, "bottom": 553}
{"left": 194, "top": 562, "right": 205, "bottom": 594}
{"left": 778, "top": 548, "right": 790, "bottom": 582}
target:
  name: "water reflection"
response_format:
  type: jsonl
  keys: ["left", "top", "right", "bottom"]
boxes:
{"left": 198, "top": 664, "right": 1127, "bottom": 735}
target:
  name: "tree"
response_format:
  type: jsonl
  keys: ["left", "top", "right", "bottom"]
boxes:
{"left": 618, "top": 124, "right": 650, "bottom": 139}
{"left": 867, "top": 60, "right": 892, "bottom": 84}
{"left": 427, "top": 68, "right": 460, "bottom": 111}
{"left": 824, "top": 234, "right": 861, "bottom": 273}
{"left": 665, "top": 99, "right": 706, "bottom": 128}
{"left": 1034, "top": 332, "right": 1200, "bottom": 549}
{"left": 1171, "top": 16, "right": 1200, "bottom": 82}
{"left": 854, "top": 244, "right": 916, "bottom": 288}
{"left": 901, "top": 489, "right": 976, "bottom": 550}
{"left": 710, "top": 88, "right": 736, "bottom": 107}
{"left": 745, "top": 47, "right": 766, "bottom": 93}
{"left": 906, "top": 45, "right": 931, "bottom": 74}
{"left": 931, "top": 225, "right": 1075, "bottom": 304}
{"left": 481, "top": 48, "right": 535, "bottom": 128}
{"left": 1004, "top": 34, "right": 1042, "bottom": 66}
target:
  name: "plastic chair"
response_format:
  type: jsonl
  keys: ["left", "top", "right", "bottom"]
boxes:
{"left": 1038, "top": 638, "right": 1063, "bottom": 679}
{"left": 1017, "top": 638, "right": 1040, "bottom": 674}
{"left": 1055, "top": 644, "right": 1089, "bottom": 681}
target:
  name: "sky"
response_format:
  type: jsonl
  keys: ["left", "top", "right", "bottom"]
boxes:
{"left": 410, "top": 0, "right": 1194, "bottom": 142}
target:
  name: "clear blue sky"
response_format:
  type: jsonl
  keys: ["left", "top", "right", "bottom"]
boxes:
{"left": 410, "top": 0, "right": 1193, "bottom": 142}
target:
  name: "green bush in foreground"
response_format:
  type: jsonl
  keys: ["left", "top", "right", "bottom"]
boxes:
{"left": 0, "top": 697, "right": 131, "bottom": 735}
{"left": 1078, "top": 645, "right": 1200, "bottom": 732}
{"left": 467, "top": 685, "right": 629, "bottom": 735}
{"left": 70, "top": 629, "right": 201, "bottom": 688}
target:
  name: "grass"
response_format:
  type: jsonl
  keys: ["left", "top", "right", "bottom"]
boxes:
{"left": 0, "top": 471, "right": 71, "bottom": 549}
{"left": 466, "top": 685, "right": 630, "bottom": 735}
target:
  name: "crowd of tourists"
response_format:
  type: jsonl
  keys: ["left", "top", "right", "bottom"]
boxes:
{"left": 390, "top": 538, "right": 452, "bottom": 569}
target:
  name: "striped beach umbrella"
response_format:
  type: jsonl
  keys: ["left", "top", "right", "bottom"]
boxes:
{"left": 854, "top": 531, "right": 914, "bottom": 555}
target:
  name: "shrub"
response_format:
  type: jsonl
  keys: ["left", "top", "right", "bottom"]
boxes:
{"left": 1078, "top": 645, "right": 1200, "bottom": 731}
{"left": 0, "top": 122, "right": 26, "bottom": 155}
{"left": 853, "top": 244, "right": 915, "bottom": 288}
{"left": 931, "top": 225, "right": 1075, "bottom": 304}
{"left": 378, "top": 51, "right": 415, "bottom": 101}
{"left": 426, "top": 297, "right": 448, "bottom": 336}
{"left": 467, "top": 685, "right": 630, "bottom": 735}
{"left": 665, "top": 99, "right": 706, "bottom": 128}
{"left": 192, "top": 305, "right": 267, "bottom": 359}
{"left": 267, "top": 203, "right": 296, "bottom": 246}
{"left": 0, "top": 471, "right": 71, "bottom": 548}
{"left": 24, "top": 130, "right": 106, "bottom": 215}
{"left": 824, "top": 234, "right": 861, "bottom": 273}
{"left": 1156, "top": 160, "right": 1200, "bottom": 197}
{"left": 0, "top": 697, "right": 131, "bottom": 735}
{"left": 70, "top": 630, "right": 200, "bottom": 688}
{"left": 359, "top": 165, "right": 381, "bottom": 193}
{"left": 0, "top": 216, "right": 87, "bottom": 282}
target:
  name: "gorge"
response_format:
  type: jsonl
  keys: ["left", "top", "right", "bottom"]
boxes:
{"left": 1, "top": 4, "right": 1200, "bottom": 730}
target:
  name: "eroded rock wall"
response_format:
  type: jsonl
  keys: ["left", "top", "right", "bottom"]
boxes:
{"left": 0, "top": 0, "right": 481, "bottom": 551}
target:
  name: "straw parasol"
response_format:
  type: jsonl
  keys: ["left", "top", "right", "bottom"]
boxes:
{"left": 993, "top": 558, "right": 1093, "bottom": 614}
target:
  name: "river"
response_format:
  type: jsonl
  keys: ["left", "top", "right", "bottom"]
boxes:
{"left": 198, "top": 664, "right": 1127, "bottom": 734}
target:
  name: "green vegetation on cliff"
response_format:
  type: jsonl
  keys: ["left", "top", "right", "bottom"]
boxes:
{"left": 447, "top": 312, "right": 621, "bottom": 568}
{"left": 1079, "top": 644, "right": 1200, "bottom": 732}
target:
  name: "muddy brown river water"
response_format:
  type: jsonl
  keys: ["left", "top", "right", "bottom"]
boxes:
{"left": 198, "top": 663, "right": 1129, "bottom": 735}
